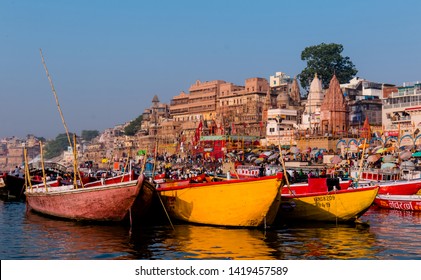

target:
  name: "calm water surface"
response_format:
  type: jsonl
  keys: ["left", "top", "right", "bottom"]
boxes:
{"left": 1, "top": 199, "right": 420, "bottom": 260}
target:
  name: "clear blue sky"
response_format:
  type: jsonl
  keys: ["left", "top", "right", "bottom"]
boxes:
{"left": 1, "top": 0, "right": 420, "bottom": 139}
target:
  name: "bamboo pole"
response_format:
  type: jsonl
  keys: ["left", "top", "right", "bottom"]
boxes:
{"left": 40, "top": 49, "right": 83, "bottom": 189}
{"left": 356, "top": 138, "right": 368, "bottom": 182}
{"left": 72, "top": 134, "right": 84, "bottom": 188}
{"left": 121, "top": 147, "right": 131, "bottom": 183}
{"left": 276, "top": 118, "right": 290, "bottom": 188}
{"left": 40, "top": 49, "right": 72, "bottom": 150}
{"left": 39, "top": 141, "right": 48, "bottom": 191}
{"left": 151, "top": 139, "right": 159, "bottom": 179}
{"left": 23, "top": 147, "right": 33, "bottom": 191}
{"left": 278, "top": 145, "right": 291, "bottom": 188}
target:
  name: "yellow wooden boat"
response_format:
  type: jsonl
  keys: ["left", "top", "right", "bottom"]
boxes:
{"left": 278, "top": 185, "right": 379, "bottom": 223}
{"left": 157, "top": 174, "right": 284, "bottom": 227}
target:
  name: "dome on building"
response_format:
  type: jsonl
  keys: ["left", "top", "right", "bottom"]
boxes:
{"left": 277, "top": 91, "right": 291, "bottom": 107}
{"left": 308, "top": 73, "right": 323, "bottom": 97}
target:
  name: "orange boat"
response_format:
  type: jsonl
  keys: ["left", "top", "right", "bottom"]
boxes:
{"left": 157, "top": 174, "right": 284, "bottom": 227}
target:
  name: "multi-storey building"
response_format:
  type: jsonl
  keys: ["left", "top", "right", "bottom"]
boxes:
{"left": 265, "top": 108, "right": 299, "bottom": 146}
{"left": 341, "top": 77, "right": 386, "bottom": 136}
{"left": 382, "top": 82, "right": 421, "bottom": 145}
{"left": 270, "top": 72, "right": 292, "bottom": 93}
{"left": 170, "top": 80, "right": 225, "bottom": 124}
{"left": 0, "top": 136, "right": 40, "bottom": 170}
{"left": 217, "top": 77, "right": 269, "bottom": 137}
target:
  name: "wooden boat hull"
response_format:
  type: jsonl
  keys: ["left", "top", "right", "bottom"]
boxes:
{"left": 25, "top": 176, "right": 144, "bottom": 222}
{"left": 156, "top": 179, "right": 190, "bottom": 188}
{"left": 374, "top": 194, "right": 421, "bottom": 211}
{"left": 0, "top": 174, "right": 42, "bottom": 200}
{"left": 158, "top": 175, "right": 283, "bottom": 227}
{"left": 377, "top": 180, "right": 421, "bottom": 195}
{"left": 278, "top": 186, "right": 379, "bottom": 223}
{"left": 130, "top": 178, "right": 157, "bottom": 226}
{"left": 84, "top": 172, "right": 135, "bottom": 187}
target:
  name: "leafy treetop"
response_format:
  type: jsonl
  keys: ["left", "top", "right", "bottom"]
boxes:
{"left": 298, "top": 43, "right": 358, "bottom": 90}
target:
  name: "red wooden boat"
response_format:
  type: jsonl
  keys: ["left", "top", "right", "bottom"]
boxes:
{"left": 154, "top": 173, "right": 207, "bottom": 188}
{"left": 355, "top": 179, "right": 421, "bottom": 195}
{"left": 156, "top": 179, "right": 190, "bottom": 189}
{"left": 281, "top": 177, "right": 352, "bottom": 195}
{"left": 83, "top": 171, "right": 135, "bottom": 187}
{"left": 25, "top": 175, "right": 146, "bottom": 222}
{"left": 350, "top": 167, "right": 421, "bottom": 195}
{"left": 374, "top": 194, "right": 421, "bottom": 211}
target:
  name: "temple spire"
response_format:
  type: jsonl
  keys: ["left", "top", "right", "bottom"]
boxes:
{"left": 320, "top": 75, "right": 348, "bottom": 136}
{"left": 290, "top": 76, "right": 301, "bottom": 103}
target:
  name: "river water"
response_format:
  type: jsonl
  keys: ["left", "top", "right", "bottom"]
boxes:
{"left": 1, "top": 199, "right": 420, "bottom": 260}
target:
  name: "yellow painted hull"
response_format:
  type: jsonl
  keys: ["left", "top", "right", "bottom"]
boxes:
{"left": 158, "top": 175, "right": 282, "bottom": 227}
{"left": 278, "top": 186, "right": 378, "bottom": 223}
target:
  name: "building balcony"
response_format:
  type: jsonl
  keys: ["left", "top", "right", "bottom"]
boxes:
{"left": 391, "top": 116, "right": 411, "bottom": 123}
{"left": 383, "top": 101, "right": 421, "bottom": 110}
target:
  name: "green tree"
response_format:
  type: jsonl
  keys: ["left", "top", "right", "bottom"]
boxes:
{"left": 44, "top": 133, "right": 76, "bottom": 159}
{"left": 298, "top": 43, "right": 358, "bottom": 90}
{"left": 81, "top": 130, "right": 99, "bottom": 142}
{"left": 124, "top": 115, "right": 143, "bottom": 136}
{"left": 37, "top": 136, "right": 46, "bottom": 143}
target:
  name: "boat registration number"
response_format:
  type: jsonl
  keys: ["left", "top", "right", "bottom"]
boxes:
{"left": 313, "top": 195, "right": 335, "bottom": 208}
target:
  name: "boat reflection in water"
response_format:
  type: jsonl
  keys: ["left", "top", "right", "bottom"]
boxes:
{"left": 23, "top": 211, "right": 138, "bottom": 260}
{"left": 150, "top": 224, "right": 277, "bottom": 260}
{"left": 265, "top": 223, "right": 380, "bottom": 260}
{"left": 9, "top": 202, "right": 420, "bottom": 259}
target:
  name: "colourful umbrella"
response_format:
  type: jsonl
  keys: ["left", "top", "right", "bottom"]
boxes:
{"left": 376, "top": 148, "right": 387, "bottom": 154}
{"left": 367, "top": 154, "right": 380, "bottom": 163}
{"left": 137, "top": 150, "right": 146, "bottom": 155}
{"left": 290, "top": 146, "right": 301, "bottom": 154}
{"left": 399, "top": 150, "right": 412, "bottom": 160}
{"left": 382, "top": 155, "right": 396, "bottom": 163}
{"left": 371, "top": 146, "right": 383, "bottom": 154}
{"left": 381, "top": 162, "right": 396, "bottom": 169}
{"left": 412, "top": 151, "right": 421, "bottom": 157}
{"left": 359, "top": 143, "right": 369, "bottom": 149}
{"left": 268, "top": 153, "right": 279, "bottom": 162}
{"left": 330, "top": 155, "right": 342, "bottom": 164}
